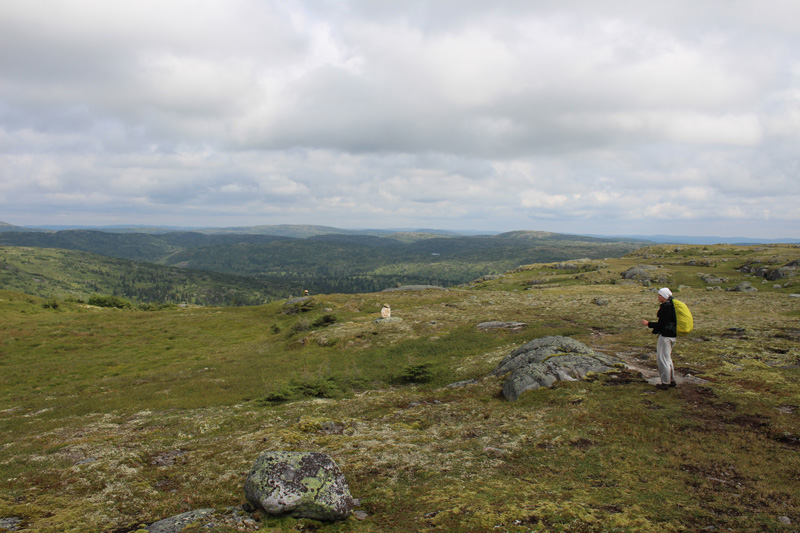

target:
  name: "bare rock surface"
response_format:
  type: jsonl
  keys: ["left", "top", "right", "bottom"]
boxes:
{"left": 476, "top": 321, "right": 527, "bottom": 331}
{"left": 493, "top": 336, "right": 623, "bottom": 401}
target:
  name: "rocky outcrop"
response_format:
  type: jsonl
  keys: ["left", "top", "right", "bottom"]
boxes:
{"left": 700, "top": 273, "right": 727, "bottom": 285}
{"left": 476, "top": 321, "right": 527, "bottom": 331}
{"left": 621, "top": 265, "right": 657, "bottom": 281}
{"left": 492, "top": 336, "right": 623, "bottom": 401}
{"left": 147, "top": 508, "right": 258, "bottom": 532}
{"left": 244, "top": 451, "right": 355, "bottom": 521}
{"left": 728, "top": 281, "right": 757, "bottom": 292}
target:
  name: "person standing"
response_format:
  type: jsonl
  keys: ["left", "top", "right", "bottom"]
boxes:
{"left": 642, "top": 287, "right": 677, "bottom": 390}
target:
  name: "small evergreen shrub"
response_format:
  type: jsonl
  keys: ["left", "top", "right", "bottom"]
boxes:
{"left": 258, "top": 376, "right": 345, "bottom": 405}
{"left": 399, "top": 363, "right": 433, "bottom": 383}
{"left": 88, "top": 295, "right": 133, "bottom": 309}
{"left": 312, "top": 313, "right": 337, "bottom": 327}
{"left": 42, "top": 298, "right": 60, "bottom": 310}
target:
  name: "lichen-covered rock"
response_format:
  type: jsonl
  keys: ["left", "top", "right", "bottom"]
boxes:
{"left": 244, "top": 451, "right": 355, "bottom": 521}
{"left": 492, "top": 336, "right": 622, "bottom": 401}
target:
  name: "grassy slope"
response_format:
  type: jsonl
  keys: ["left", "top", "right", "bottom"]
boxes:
{"left": 0, "top": 244, "right": 798, "bottom": 531}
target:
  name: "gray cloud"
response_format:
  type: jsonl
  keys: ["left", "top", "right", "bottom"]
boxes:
{"left": 0, "top": 0, "right": 798, "bottom": 237}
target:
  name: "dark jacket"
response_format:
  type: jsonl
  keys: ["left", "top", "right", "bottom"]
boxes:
{"left": 648, "top": 298, "right": 677, "bottom": 338}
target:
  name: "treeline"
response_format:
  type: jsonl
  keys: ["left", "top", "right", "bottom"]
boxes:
{"left": 264, "top": 273, "right": 462, "bottom": 296}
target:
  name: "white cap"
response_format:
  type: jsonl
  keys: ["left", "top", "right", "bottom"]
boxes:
{"left": 658, "top": 287, "right": 672, "bottom": 299}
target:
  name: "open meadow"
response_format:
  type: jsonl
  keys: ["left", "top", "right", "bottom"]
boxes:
{"left": 1, "top": 244, "right": 799, "bottom": 532}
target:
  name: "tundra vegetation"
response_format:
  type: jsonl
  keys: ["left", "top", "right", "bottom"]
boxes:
{"left": 0, "top": 243, "right": 798, "bottom": 531}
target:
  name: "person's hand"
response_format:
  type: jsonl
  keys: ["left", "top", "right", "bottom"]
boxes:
{"left": 641, "top": 319, "right": 649, "bottom": 326}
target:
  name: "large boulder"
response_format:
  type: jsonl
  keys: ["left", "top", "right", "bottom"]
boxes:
{"left": 492, "top": 336, "right": 623, "bottom": 401}
{"left": 244, "top": 451, "right": 355, "bottom": 521}
{"left": 621, "top": 266, "right": 656, "bottom": 281}
{"left": 728, "top": 281, "right": 757, "bottom": 292}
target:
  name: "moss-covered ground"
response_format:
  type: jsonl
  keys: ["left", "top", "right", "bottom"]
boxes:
{"left": 0, "top": 244, "right": 798, "bottom": 531}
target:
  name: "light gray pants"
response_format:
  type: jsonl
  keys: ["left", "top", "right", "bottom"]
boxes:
{"left": 657, "top": 335, "right": 676, "bottom": 384}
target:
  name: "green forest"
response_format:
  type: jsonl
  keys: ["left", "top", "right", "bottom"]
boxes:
{"left": 0, "top": 227, "right": 646, "bottom": 305}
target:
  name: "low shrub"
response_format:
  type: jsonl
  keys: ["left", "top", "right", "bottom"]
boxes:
{"left": 88, "top": 294, "right": 133, "bottom": 309}
{"left": 312, "top": 313, "right": 337, "bottom": 327}
{"left": 258, "top": 376, "right": 346, "bottom": 404}
{"left": 398, "top": 362, "right": 433, "bottom": 383}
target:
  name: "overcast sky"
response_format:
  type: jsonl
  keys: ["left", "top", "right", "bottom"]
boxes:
{"left": 1, "top": 0, "right": 798, "bottom": 237}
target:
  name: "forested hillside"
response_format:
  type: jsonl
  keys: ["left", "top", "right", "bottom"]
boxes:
{"left": 0, "top": 226, "right": 647, "bottom": 303}
{"left": 0, "top": 246, "right": 291, "bottom": 306}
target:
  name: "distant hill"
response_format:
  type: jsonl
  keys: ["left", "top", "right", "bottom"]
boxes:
{"left": 583, "top": 233, "right": 799, "bottom": 245}
{"left": 0, "top": 227, "right": 646, "bottom": 299}
{"left": 0, "top": 221, "right": 39, "bottom": 233}
{"left": 0, "top": 230, "right": 292, "bottom": 262}
{"left": 19, "top": 223, "right": 470, "bottom": 239}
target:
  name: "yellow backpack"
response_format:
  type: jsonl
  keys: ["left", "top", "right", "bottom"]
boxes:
{"left": 673, "top": 299, "right": 693, "bottom": 334}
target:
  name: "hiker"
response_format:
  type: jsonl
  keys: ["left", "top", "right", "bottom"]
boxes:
{"left": 642, "top": 287, "right": 677, "bottom": 390}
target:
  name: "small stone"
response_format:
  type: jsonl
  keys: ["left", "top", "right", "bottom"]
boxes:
{"left": 778, "top": 516, "right": 791, "bottom": 525}
{"left": 483, "top": 446, "right": 508, "bottom": 456}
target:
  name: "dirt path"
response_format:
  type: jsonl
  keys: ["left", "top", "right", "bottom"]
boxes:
{"left": 617, "top": 355, "right": 709, "bottom": 387}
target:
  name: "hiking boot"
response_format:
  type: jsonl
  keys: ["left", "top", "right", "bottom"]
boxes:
{"left": 656, "top": 383, "right": 670, "bottom": 390}
{"left": 669, "top": 381, "right": 677, "bottom": 388}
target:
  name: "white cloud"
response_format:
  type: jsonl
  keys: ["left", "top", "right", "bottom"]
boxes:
{"left": 0, "top": 0, "right": 798, "bottom": 237}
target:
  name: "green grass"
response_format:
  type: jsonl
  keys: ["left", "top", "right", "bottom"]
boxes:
{"left": 0, "top": 244, "right": 799, "bottom": 531}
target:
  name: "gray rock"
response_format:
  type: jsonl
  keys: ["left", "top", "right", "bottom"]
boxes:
{"left": 244, "top": 451, "right": 355, "bottom": 521}
{"left": 476, "top": 321, "right": 527, "bottom": 331}
{"left": 446, "top": 378, "right": 479, "bottom": 389}
{"left": 374, "top": 316, "right": 403, "bottom": 324}
{"left": 621, "top": 266, "right": 654, "bottom": 281}
{"left": 147, "top": 507, "right": 259, "bottom": 532}
{"left": 766, "top": 266, "right": 795, "bottom": 281}
{"left": 701, "top": 274, "right": 726, "bottom": 285}
{"left": 284, "top": 297, "right": 312, "bottom": 306}
{"left": 148, "top": 509, "right": 216, "bottom": 533}
{"left": 728, "top": 281, "right": 757, "bottom": 292}
{"left": 0, "top": 517, "right": 22, "bottom": 531}
{"left": 492, "top": 336, "right": 622, "bottom": 401}
{"left": 593, "top": 297, "right": 609, "bottom": 306}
